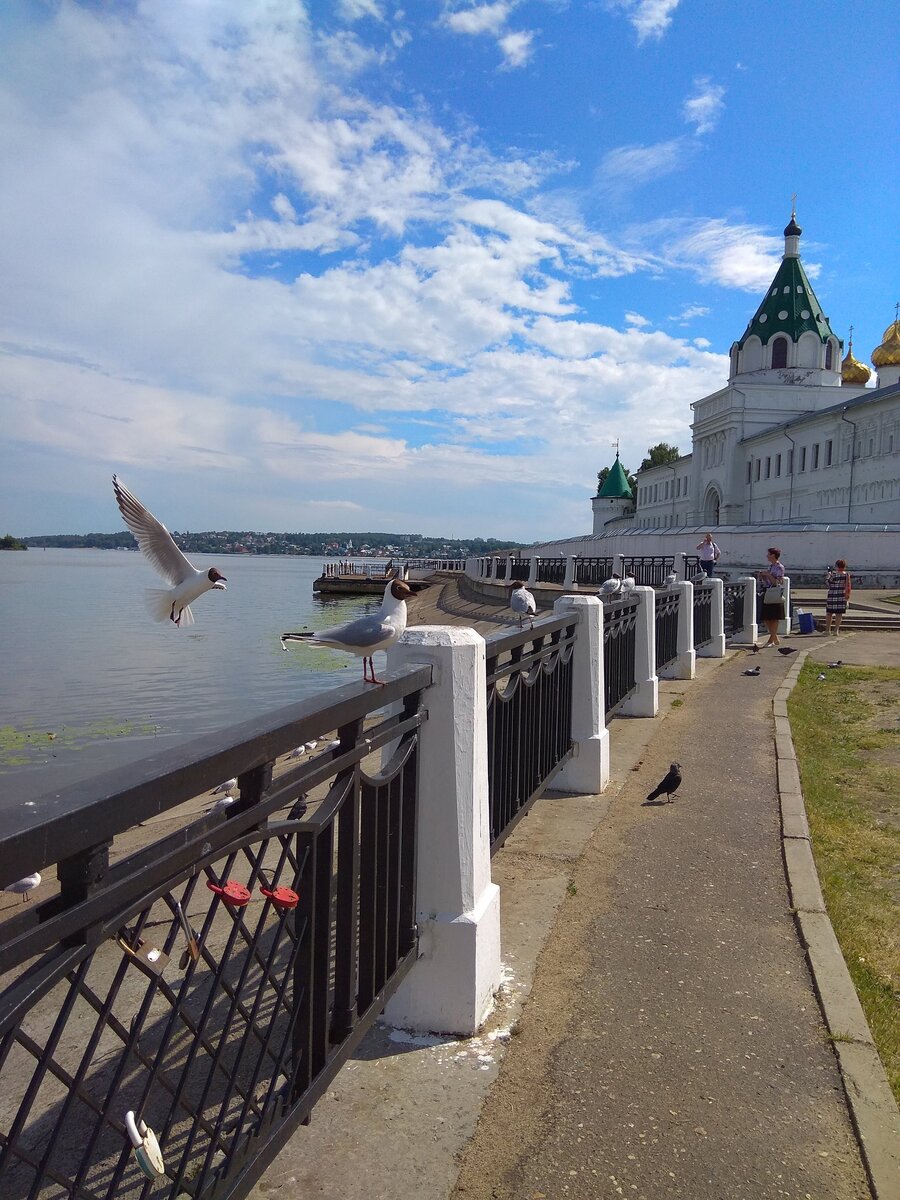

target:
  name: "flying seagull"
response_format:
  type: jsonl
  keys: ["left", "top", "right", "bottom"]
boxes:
{"left": 645, "top": 763, "right": 682, "bottom": 804}
{"left": 508, "top": 581, "right": 536, "bottom": 628}
{"left": 112, "top": 476, "right": 227, "bottom": 626}
{"left": 281, "top": 579, "right": 419, "bottom": 685}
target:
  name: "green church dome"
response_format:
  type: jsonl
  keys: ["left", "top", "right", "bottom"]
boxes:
{"left": 598, "top": 454, "right": 633, "bottom": 499}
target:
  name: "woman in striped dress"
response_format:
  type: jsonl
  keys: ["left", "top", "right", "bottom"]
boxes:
{"left": 825, "top": 559, "right": 851, "bottom": 636}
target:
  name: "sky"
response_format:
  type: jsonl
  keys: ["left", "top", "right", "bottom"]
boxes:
{"left": 1, "top": 1, "right": 897, "bottom": 543}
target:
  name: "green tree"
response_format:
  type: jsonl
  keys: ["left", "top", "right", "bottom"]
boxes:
{"left": 639, "top": 442, "right": 681, "bottom": 472}
{"left": 0, "top": 534, "right": 27, "bottom": 550}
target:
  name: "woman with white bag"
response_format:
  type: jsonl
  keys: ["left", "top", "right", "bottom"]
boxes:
{"left": 758, "top": 547, "right": 786, "bottom": 647}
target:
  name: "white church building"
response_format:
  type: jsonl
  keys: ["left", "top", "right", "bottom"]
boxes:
{"left": 592, "top": 213, "right": 900, "bottom": 536}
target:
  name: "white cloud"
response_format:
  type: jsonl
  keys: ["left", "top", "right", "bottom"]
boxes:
{"left": 442, "top": 3, "right": 512, "bottom": 36}
{"left": 643, "top": 218, "right": 792, "bottom": 291}
{"left": 671, "top": 304, "right": 710, "bottom": 323}
{"left": 609, "top": 1, "right": 681, "bottom": 44}
{"left": 682, "top": 77, "right": 726, "bottom": 135}
{"left": 338, "top": 0, "right": 385, "bottom": 19}
{"left": 595, "top": 138, "right": 691, "bottom": 194}
{"left": 498, "top": 29, "right": 534, "bottom": 68}
{"left": 625, "top": 311, "right": 651, "bottom": 327}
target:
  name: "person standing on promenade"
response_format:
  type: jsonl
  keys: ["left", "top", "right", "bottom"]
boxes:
{"left": 758, "top": 547, "right": 786, "bottom": 647}
{"left": 825, "top": 559, "right": 852, "bottom": 636}
{"left": 696, "top": 532, "right": 720, "bottom": 577}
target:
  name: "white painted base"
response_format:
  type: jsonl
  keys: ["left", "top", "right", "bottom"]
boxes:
{"left": 659, "top": 650, "right": 695, "bottom": 680}
{"left": 555, "top": 728, "right": 610, "bottom": 794}
{"left": 698, "top": 634, "right": 726, "bottom": 658}
{"left": 732, "top": 623, "right": 759, "bottom": 645}
{"left": 384, "top": 882, "right": 501, "bottom": 1036}
{"left": 621, "top": 676, "right": 658, "bottom": 717}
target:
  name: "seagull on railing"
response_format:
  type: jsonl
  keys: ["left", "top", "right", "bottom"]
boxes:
{"left": 508, "top": 581, "right": 536, "bottom": 628}
{"left": 599, "top": 574, "right": 622, "bottom": 596}
{"left": 621, "top": 574, "right": 636, "bottom": 593}
{"left": 281, "top": 579, "right": 426, "bottom": 685}
{"left": 112, "top": 476, "right": 227, "bottom": 626}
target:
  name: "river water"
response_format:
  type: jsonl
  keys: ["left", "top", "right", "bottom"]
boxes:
{"left": 0, "top": 549, "right": 390, "bottom": 803}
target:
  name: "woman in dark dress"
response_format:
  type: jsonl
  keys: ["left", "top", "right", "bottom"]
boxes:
{"left": 825, "top": 559, "right": 851, "bottom": 636}
{"left": 758, "top": 547, "right": 786, "bottom": 647}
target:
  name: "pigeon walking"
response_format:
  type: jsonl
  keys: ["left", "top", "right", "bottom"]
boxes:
{"left": 281, "top": 579, "right": 419, "bottom": 685}
{"left": 777, "top": 646, "right": 798, "bottom": 656}
{"left": 645, "top": 762, "right": 682, "bottom": 804}
{"left": 113, "top": 476, "right": 227, "bottom": 626}
{"left": 742, "top": 666, "right": 761, "bottom": 676}
{"left": 508, "top": 581, "right": 536, "bottom": 628}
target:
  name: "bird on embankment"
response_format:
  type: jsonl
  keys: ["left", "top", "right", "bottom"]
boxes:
{"left": 281, "top": 579, "right": 427, "bottom": 685}
{"left": 508, "top": 581, "right": 536, "bottom": 629}
{"left": 113, "top": 476, "right": 227, "bottom": 627}
{"left": 644, "top": 763, "right": 682, "bottom": 804}
{"left": 4, "top": 872, "right": 42, "bottom": 902}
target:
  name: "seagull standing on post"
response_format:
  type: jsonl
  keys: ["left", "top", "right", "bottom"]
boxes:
{"left": 508, "top": 580, "right": 536, "bottom": 628}
{"left": 281, "top": 579, "right": 422, "bottom": 685}
{"left": 112, "top": 476, "right": 227, "bottom": 626}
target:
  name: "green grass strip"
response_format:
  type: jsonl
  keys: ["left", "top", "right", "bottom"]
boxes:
{"left": 788, "top": 661, "right": 899, "bottom": 1101}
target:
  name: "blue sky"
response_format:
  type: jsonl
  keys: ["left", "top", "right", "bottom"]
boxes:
{"left": 1, "top": 0, "right": 896, "bottom": 541}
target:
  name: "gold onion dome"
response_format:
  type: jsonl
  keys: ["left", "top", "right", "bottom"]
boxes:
{"left": 841, "top": 339, "right": 871, "bottom": 384}
{"left": 871, "top": 316, "right": 900, "bottom": 367}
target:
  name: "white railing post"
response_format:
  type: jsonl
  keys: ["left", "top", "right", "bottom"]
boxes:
{"left": 552, "top": 596, "right": 609, "bottom": 794}
{"left": 506, "top": 554, "right": 515, "bottom": 582}
{"left": 731, "top": 577, "right": 758, "bottom": 645}
{"left": 658, "top": 581, "right": 695, "bottom": 680}
{"left": 697, "top": 577, "right": 726, "bottom": 658}
{"left": 619, "top": 585, "right": 658, "bottom": 717}
{"left": 781, "top": 575, "right": 792, "bottom": 637}
{"left": 563, "top": 555, "right": 576, "bottom": 590}
{"left": 384, "top": 628, "right": 501, "bottom": 1036}
{"left": 486, "top": 556, "right": 496, "bottom": 582}
{"left": 527, "top": 556, "right": 539, "bottom": 586}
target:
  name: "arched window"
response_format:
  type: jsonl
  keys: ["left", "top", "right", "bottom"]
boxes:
{"left": 825, "top": 340, "right": 834, "bottom": 370}
{"left": 771, "top": 336, "right": 788, "bottom": 369}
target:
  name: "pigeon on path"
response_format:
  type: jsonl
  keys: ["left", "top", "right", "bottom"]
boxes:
{"left": 113, "top": 476, "right": 227, "bottom": 626}
{"left": 742, "top": 666, "right": 761, "bottom": 676}
{"left": 645, "top": 763, "right": 682, "bottom": 804}
{"left": 508, "top": 581, "right": 536, "bottom": 628}
{"left": 777, "top": 646, "right": 798, "bottom": 656}
{"left": 281, "top": 579, "right": 418, "bottom": 685}
{"left": 828, "top": 661, "right": 843, "bottom": 669}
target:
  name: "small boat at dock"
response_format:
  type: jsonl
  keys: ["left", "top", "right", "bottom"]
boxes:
{"left": 312, "top": 560, "right": 399, "bottom": 595}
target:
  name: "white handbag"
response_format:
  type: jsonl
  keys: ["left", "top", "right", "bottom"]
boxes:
{"left": 763, "top": 586, "right": 784, "bottom": 604}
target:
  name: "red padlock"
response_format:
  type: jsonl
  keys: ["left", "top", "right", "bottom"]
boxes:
{"left": 260, "top": 884, "right": 299, "bottom": 911}
{"left": 206, "top": 879, "right": 251, "bottom": 907}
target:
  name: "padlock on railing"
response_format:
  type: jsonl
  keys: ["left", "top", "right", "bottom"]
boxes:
{"left": 260, "top": 884, "right": 299, "bottom": 911}
{"left": 206, "top": 879, "right": 251, "bottom": 907}
{"left": 125, "top": 1111, "right": 165, "bottom": 1179}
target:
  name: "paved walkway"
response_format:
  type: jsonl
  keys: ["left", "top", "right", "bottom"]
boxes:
{"left": 250, "top": 595, "right": 893, "bottom": 1200}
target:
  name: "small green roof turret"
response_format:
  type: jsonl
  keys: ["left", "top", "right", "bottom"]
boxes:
{"left": 597, "top": 453, "right": 633, "bottom": 499}
{"left": 737, "top": 212, "right": 838, "bottom": 350}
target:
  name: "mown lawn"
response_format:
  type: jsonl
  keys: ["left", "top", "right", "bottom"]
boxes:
{"left": 788, "top": 661, "right": 899, "bottom": 1101}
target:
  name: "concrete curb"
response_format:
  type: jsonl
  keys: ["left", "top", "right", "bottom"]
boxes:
{"left": 777, "top": 652, "right": 900, "bottom": 1199}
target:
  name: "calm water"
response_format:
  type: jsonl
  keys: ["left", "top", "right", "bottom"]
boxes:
{"left": 0, "top": 549, "right": 388, "bottom": 803}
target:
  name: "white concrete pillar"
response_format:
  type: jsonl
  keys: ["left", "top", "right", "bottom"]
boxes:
{"left": 552, "top": 595, "right": 609, "bottom": 794}
{"left": 698, "top": 577, "right": 726, "bottom": 658}
{"left": 658, "top": 581, "right": 695, "bottom": 680}
{"left": 563, "top": 555, "right": 576, "bottom": 590}
{"left": 780, "top": 575, "right": 792, "bottom": 637}
{"left": 619, "top": 586, "right": 658, "bottom": 717}
{"left": 506, "top": 554, "right": 515, "bottom": 583}
{"left": 486, "top": 556, "right": 495, "bottom": 582}
{"left": 527, "top": 556, "right": 539, "bottom": 586}
{"left": 730, "top": 577, "right": 758, "bottom": 645}
{"left": 384, "top": 627, "right": 501, "bottom": 1036}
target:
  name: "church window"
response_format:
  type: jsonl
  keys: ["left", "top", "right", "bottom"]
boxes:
{"left": 825, "top": 341, "right": 834, "bottom": 369}
{"left": 783, "top": 287, "right": 790, "bottom": 294}
{"left": 796, "top": 286, "right": 804, "bottom": 294}
{"left": 868, "top": 438, "right": 874, "bottom": 455}
{"left": 754, "top": 460, "right": 761, "bottom": 482}
{"left": 813, "top": 444, "right": 820, "bottom": 469}
{"left": 765, "top": 456, "right": 771, "bottom": 479}
{"left": 778, "top": 310, "right": 789, "bottom": 320}
{"left": 825, "top": 440, "right": 833, "bottom": 466}
{"left": 771, "top": 337, "right": 788, "bottom": 368}
{"left": 775, "top": 453, "right": 782, "bottom": 476}
{"left": 799, "top": 447, "right": 807, "bottom": 471}
{"left": 787, "top": 449, "right": 793, "bottom": 474}
{"left": 843, "top": 442, "right": 851, "bottom": 462}
{"left": 889, "top": 434, "right": 894, "bottom": 452}
{"left": 746, "top": 462, "right": 752, "bottom": 484}
{"left": 800, "top": 309, "right": 810, "bottom": 319}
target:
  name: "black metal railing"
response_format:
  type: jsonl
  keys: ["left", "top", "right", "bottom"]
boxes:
{"left": 0, "top": 670, "right": 430, "bottom": 1200}
{"left": 603, "top": 595, "right": 639, "bottom": 720}
{"left": 619, "top": 556, "right": 675, "bottom": 586}
{"left": 536, "top": 557, "right": 565, "bottom": 586}
{"left": 574, "top": 557, "right": 615, "bottom": 587}
{"left": 485, "top": 614, "right": 578, "bottom": 852}
{"left": 494, "top": 558, "right": 507, "bottom": 581}
{"left": 681, "top": 554, "right": 702, "bottom": 579}
{"left": 693, "top": 583, "right": 713, "bottom": 648}
{"left": 723, "top": 582, "right": 745, "bottom": 638}
{"left": 654, "top": 588, "right": 680, "bottom": 672}
{"left": 508, "top": 559, "right": 530, "bottom": 579}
